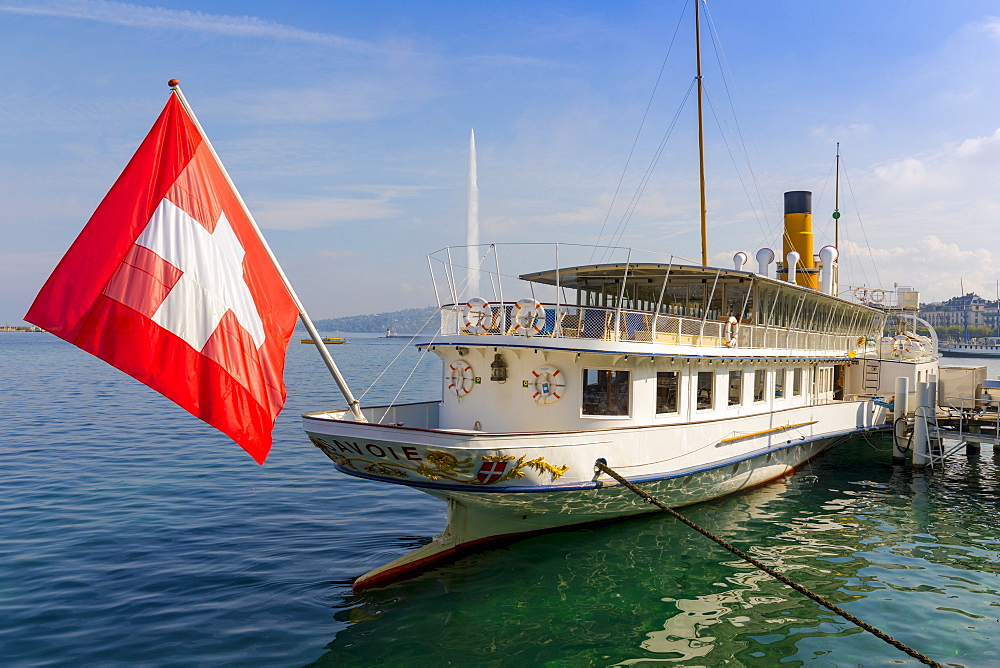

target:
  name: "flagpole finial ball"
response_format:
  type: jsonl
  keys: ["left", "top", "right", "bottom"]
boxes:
{"left": 168, "top": 79, "right": 180, "bottom": 88}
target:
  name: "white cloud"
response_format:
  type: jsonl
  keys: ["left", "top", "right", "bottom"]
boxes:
{"left": 837, "top": 236, "right": 997, "bottom": 302}
{"left": 873, "top": 156, "right": 928, "bottom": 189}
{"left": 980, "top": 16, "right": 1000, "bottom": 39}
{"left": 953, "top": 128, "right": 1000, "bottom": 159}
{"left": 0, "top": 0, "right": 374, "bottom": 52}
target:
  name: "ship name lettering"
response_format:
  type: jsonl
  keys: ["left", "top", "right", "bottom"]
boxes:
{"left": 331, "top": 439, "right": 363, "bottom": 456}
{"left": 329, "top": 439, "right": 423, "bottom": 462}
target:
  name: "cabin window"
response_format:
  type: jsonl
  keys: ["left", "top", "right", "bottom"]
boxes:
{"left": 753, "top": 369, "right": 766, "bottom": 402}
{"left": 697, "top": 371, "right": 714, "bottom": 410}
{"left": 775, "top": 368, "right": 786, "bottom": 398}
{"left": 728, "top": 371, "right": 742, "bottom": 406}
{"left": 818, "top": 367, "right": 833, "bottom": 398}
{"left": 656, "top": 371, "right": 679, "bottom": 414}
{"left": 582, "top": 369, "right": 630, "bottom": 416}
{"left": 793, "top": 368, "right": 803, "bottom": 396}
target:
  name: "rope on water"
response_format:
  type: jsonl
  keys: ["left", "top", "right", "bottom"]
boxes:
{"left": 594, "top": 461, "right": 942, "bottom": 668}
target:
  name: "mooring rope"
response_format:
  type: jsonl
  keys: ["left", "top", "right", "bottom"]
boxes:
{"left": 594, "top": 461, "right": 942, "bottom": 667}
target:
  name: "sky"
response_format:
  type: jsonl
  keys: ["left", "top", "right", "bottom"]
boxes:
{"left": 5, "top": 0, "right": 1000, "bottom": 324}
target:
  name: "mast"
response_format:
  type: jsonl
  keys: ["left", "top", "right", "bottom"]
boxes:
{"left": 695, "top": 0, "right": 708, "bottom": 267}
{"left": 833, "top": 142, "right": 841, "bottom": 250}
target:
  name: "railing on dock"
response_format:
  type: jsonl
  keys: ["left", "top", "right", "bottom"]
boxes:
{"left": 938, "top": 397, "right": 1000, "bottom": 444}
{"left": 898, "top": 395, "right": 1000, "bottom": 469}
{"left": 439, "top": 302, "right": 858, "bottom": 353}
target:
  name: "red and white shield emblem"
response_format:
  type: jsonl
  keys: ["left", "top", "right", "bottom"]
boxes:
{"left": 477, "top": 460, "right": 508, "bottom": 484}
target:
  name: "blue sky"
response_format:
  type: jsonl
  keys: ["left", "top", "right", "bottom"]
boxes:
{"left": 5, "top": 0, "right": 1000, "bottom": 324}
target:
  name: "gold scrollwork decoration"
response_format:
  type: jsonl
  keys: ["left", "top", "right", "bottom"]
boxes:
{"left": 363, "top": 463, "right": 408, "bottom": 478}
{"left": 308, "top": 436, "right": 569, "bottom": 485}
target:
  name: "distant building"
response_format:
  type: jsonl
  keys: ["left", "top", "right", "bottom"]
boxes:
{"left": 919, "top": 293, "right": 1000, "bottom": 330}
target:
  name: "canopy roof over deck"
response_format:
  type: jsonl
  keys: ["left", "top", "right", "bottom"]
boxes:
{"left": 520, "top": 261, "right": 886, "bottom": 335}
{"left": 521, "top": 262, "right": 879, "bottom": 313}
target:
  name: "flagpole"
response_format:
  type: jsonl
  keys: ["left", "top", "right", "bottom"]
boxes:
{"left": 167, "top": 79, "right": 367, "bottom": 423}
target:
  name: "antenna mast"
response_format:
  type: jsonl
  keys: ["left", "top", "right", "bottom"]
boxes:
{"left": 696, "top": 0, "right": 708, "bottom": 266}
{"left": 833, "top": 142, "right": 841, "bottom": 250}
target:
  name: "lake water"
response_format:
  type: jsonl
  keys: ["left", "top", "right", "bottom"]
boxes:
{"left": 3, "top": 332, "right": 998, "bottom": 666}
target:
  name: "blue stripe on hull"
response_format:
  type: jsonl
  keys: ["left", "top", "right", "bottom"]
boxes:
{"left": 332, "top": 424, "right": 887, "bottom": 493}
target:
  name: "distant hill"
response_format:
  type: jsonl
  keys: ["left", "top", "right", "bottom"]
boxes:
{"left": 305, "top": 306, "right": 439, "bottom": 334}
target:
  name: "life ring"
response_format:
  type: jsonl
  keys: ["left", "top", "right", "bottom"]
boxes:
{"left": 447, "top": 360, "right": 475, "bottom": 397}
{"left": 853, "top": 287, "right": 868, "bottom": 301}
{"left": 464, "top": 297, "right": 492, "bottom": 335}
{"left": 531, "top": 365, "right": 565, "bottom": 404}
{"left": 511, "top": 299, "right": 544, "bottom": 337}
{"left": 725, "top": 316, "right": 739, "bottom": 348}
{"left": 870, "top": 289, "right": 885, "bottom": 303}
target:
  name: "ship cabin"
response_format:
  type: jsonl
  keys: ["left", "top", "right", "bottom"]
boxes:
{"left": 420, "top": 258, "right": 906, "bottom": 434}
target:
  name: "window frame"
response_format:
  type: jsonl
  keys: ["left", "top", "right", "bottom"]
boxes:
{"left": 728, "top": 370, "right": 743, "bottom": 406}
{"left": 581, "top": 368, "right": 631, "bottom": 417}
{"left": 655, "top": 370, "right": 680, "bottom": 415}
{"left": 753, "top": 368, "right": 766, "bottom": 403}
{"left": 696, "top": 370, "right": 714, "bottom": 411}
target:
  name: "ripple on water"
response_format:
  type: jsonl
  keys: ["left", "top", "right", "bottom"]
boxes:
{"left": 3, "top": 334, "right": 999, "bottom": 665}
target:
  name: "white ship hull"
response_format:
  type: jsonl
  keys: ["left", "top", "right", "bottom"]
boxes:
{"left": 304, "top": 399, "right": 886, "bottom": 589}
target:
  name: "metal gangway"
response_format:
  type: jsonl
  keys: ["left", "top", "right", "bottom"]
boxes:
{"left": 891, "top": 377, "right": 1000, "bottom": 469}
{"left": 933, "top": 396, "right": 1000, "bottom": 462}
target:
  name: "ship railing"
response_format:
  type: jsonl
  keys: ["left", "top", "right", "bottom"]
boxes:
{"left": 439, "top": 303, "right": 858, "bottom": 352}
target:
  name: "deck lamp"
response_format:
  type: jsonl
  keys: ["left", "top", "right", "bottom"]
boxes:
{"left": 491, "top": 353, "right": 508, "bottom": 382}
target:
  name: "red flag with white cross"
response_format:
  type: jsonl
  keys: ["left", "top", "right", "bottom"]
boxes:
{"left": 25, "top": 92, "right": 299, "bottom": 463}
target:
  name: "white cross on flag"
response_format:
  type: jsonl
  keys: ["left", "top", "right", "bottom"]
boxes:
{"left": 26, "top": 93, "right": 299, "bottom": 463}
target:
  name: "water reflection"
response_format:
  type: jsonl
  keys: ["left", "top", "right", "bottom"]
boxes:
{"left": 312, "top": 438, "right": 997, "bottom": 666}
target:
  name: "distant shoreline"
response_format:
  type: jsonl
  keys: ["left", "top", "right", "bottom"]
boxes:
{"left": 0, "top": 326, "right": 43, "bottom": 332}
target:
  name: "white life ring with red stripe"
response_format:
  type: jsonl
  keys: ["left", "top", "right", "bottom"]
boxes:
{"left": 448, "top": 360, "right": 475, "bottom": 397}
{"left": 531, "top": 365, "right": 565, "bottom": 404}
{"left": 512, "top": 299, "right": 544, "bottom": 337}
{"left": 464, "top": 297, "right": 491, "bottom": 335}
{"left": 725, "top": 316, "right": 739, "bottom": 348}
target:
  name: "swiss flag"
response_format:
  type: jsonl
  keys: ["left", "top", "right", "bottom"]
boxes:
{"left": 25, "top": 93, "right": 299, "bottom": 464}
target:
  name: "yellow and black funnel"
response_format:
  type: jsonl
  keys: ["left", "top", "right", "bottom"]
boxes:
{"left": 783, "top": 191, "right": 818, "bottom": 290}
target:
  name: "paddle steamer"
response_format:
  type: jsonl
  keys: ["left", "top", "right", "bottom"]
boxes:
{"left": 303, "top": 3, "right": 939, "bottom": 589}
{"left": 304, "top": 197, "right": 939, "bottom": 589}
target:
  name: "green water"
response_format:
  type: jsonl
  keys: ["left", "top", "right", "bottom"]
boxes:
{"left": 4, "top": 333, "right": 998, "bottom": 665}
{"left": 319, "top": 437, "right": 999, "bottom": 666}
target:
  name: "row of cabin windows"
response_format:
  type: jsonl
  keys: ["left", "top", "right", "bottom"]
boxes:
{"left": 584, "top": 367, "right": 806, "bottom": 417}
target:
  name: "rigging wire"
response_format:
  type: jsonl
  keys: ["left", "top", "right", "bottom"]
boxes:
{"left": 840, "top": 155, "right": 884, "bottom": 289}
{"left": 701, "top": 2, "right": 783, "bottom": 251}
{"left": 357, "top": 309, "right": 442, "bottom": 405}
{"left": 810, "top": 161, "right": 837, "bottom": 249}
{"left": 700, "top": 80, "right": 781, "bottom": 251}
{"left": 602, "top": 80, "right": 697, "bottom": 260}
{"left": 602, "top": 1, "right": 797, "bottom": 263}
{"left": 591, "top": 0, "right": 691, "bottom": 261}
{"left": 359, "top": 244, "right": 498, "bottom": 411}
